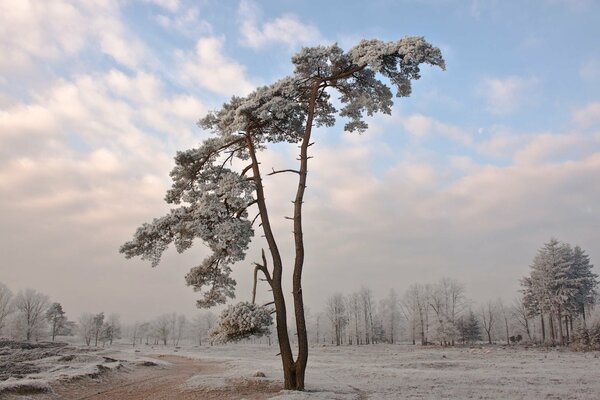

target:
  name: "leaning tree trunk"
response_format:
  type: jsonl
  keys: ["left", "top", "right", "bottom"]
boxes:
{"left": 245, "top": 135, "right": 298, "bottom": 389}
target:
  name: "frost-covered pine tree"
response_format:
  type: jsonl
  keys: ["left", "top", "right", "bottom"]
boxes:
{"left": 121, "top": 37, "right": 444, "bottom": 390}
{"left": 568, "top": 246, "right": 598, "bottom": 325}
{"left": 521, "top": 238, "right": 598, "bottom": 345}
{"left": 46, "top": 302, "right": 67, "bottom": 342}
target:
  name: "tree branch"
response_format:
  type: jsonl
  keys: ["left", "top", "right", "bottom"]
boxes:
{"left": 268, "top": 168, "right": 300, "bottom": 176}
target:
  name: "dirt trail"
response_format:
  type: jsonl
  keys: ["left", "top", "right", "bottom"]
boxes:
{"left": 49, "top": 355, "right": 280, "bottom": 400}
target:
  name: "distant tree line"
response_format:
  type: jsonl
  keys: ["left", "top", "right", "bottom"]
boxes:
{"left": 0, "top": 284, "right": 74, "bottom": 341}
{"left": 310, "top": 239, "right": 598, "bottom": 348}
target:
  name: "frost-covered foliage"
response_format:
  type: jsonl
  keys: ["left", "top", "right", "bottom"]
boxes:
{"left": 572, "top": 320, "right": 600, "bottom": 350}
{"left": 121, "top": 38, "right": 443, "bottom": 390}
{"left": 456, "top": 311, "right": 482, "bottom": 344}
{"left": 291, "top": 37, "right": 445, "bottom": 132}
{"left": 199, "top": 78, "right": 309, "bottom": 144}
{"left": 120, "top": 157, "right": 255, "bottom": 307}
{"left": 45, "top": 303, "right": 67, "bottom": 341}
{"left": 522, "top": 239, "right": 598, "bottom": 320}
{"left": 209, "top": 302, "right": 272, "bottom": 343}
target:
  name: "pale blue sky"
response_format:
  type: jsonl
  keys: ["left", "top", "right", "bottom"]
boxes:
{"left": 1, "top": 0, "right": 599, "bottom": 321}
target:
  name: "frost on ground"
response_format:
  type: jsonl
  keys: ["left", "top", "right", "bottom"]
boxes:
{"left": 137, "top": 343, "right": 600, "bottom": 399}
{"left": 2, "top": 340, "right": 600, "bottom": 399}
{"left": 0, "top": 339, "right": 164, "bottom": 397}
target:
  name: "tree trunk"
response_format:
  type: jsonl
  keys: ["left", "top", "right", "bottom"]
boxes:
{"left": 557, "top": 308, "right": 564, "bottom": 346}
{"left": 564, "top": 315, "right": 570, "bottom": 344}
{"left": 549, "top": 315, "right": 555, "bottom": 345}
{"left": 246, "top": 134, "right": 299, "bottom": 390}
{"left": 290, "top": 85, "right": 320, "bottom": 390}
{"left": 540, "top": 314, "right": 546, "bottom": 343}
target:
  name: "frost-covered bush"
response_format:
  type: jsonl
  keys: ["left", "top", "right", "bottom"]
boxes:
{"left": 210, "top": 302, "right": 272, "bottom": 344}
{"left": 571, "top": 321, "right": 600, "bottom": 351}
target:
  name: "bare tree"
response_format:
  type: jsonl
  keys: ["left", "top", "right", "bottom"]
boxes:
{"left": 382, "top": 289, "right": 401, "bottom": 344}
{"left": 497, "top": 299, "right": 511, "bottom": 345}
{"left": 326, "top": 293, "right": 348, "bottom": 346}
{"left": 154, "top": 314, "right": 172, "bottom": 345}
{"left": 0, "top": 282, "right": 14, "bottom": 335}
{"left": 13, "top": 288, "right": 49, "bottom": 341}
{"left": 78, "top": 313, "right": 95, "bottom": 346}
{"left": 480, "top": 301, "right": 496, "bottom": 344}
{"left": 360, "top": 287, "right": 375, "bottom": 345}
{"left": 92, "top": 312, "right": 104, "bottom": 347}
{"left": 511, "top": 297, "right": 533, "bottom": 342}
{"left": 402, "top": 283, "right": 431, "bottom": 345}
{"left": 100, "top": 314, "right": 121, "bottom": 346}
{"left": 429, "top": 278, "right": 466, "bottom": 346}
{"left": 175, "top": 315, "right": 186, "bottom": 346}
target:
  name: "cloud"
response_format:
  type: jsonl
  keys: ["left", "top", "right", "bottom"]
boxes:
{"left": 154, "top": 7, "right": 213, "bottom": 37}
{"left": 0, "top": 0, "right": 146, "bottom": 72}
{"left": 143, "top": 0, "right": 180, "bottom": 12}
{"left": 513, "top": 133, "right": 596, "bottom": 166}
{"left": 479, "top": 76, "right": 539, "bottom": 115}
{"left": 237, "top": 0, "right": 323, "bottom": 49}
{"left": 573, "top": 102, "right": 600, "bottom": 128}
{"left": 0, "top": 68, "right": 213, "bottom": 319}
{"left": 399, "top": 114, "right": 473, "bottom": 145}
{"left": 179, "top": 36, "right": 255, "bottom": 96}
{"left": 579, "top": 60, "right": 600, "bottom": 81}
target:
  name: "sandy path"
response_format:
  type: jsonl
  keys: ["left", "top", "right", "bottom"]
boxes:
{"left": 49, "top": 355, "right": 279, "bottom": 400}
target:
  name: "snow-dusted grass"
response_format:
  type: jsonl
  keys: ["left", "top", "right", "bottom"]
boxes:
{"left": 127, "top": 343, "right": 600, "bottom": 399}
{"left": 0, "top": 340, "right": 168, "bottom": 397}
{"left": 3, "top": 340, "right": 600, "bottom": 398}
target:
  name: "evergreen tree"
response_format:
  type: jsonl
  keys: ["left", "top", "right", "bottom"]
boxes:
{"left": 46, "top": 302, "right": 67, "bottom": 341}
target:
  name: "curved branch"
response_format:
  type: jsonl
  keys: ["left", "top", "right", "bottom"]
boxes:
{"left": 268, "top": 168, "right": 300, "bottom": 176}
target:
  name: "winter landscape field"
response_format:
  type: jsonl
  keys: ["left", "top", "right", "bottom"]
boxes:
{"left": 2, "top": 341, "right": 600, "bottom": 399}
{"left": 2, "top": 0, "right": 600, "bottom": 399}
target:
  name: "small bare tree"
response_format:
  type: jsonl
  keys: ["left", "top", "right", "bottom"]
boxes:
{"left": 154, "top": 314, "right": 172, "bottom": 345}
{"left": 326, "top": 293, "right": 348, "bottom": 346}
{"left": 511, "top": 297, "right": 533, "bottom": 342}
{"left": 497, "top": 299, "right": 511, "bottom": 345}
{"left": 78, "top": 313, "right": 95, "bottom": 346}
{"left": 13, "top": 288, "right": 49, "bottom": 341}
{"left": 0, "top": 282, "right": 14, "bottom": 335}
{"left": 480, "top": 300, "right": 496, "bottom": 344}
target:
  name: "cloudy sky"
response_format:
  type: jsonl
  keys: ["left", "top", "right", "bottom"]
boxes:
{"left": 1, "top": 0, "right": 599, "bottom": 322}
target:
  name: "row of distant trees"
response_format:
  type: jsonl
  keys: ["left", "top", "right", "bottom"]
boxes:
{"left": 127, "top": 311, "right": 219, "bottom": 347}
{"left": 0, "top": 284, "right": 74, "bottom": 341}
{"left": 0, "top": 281, "right": 224, "bottom": 348}
{"left": 313, "top": 239, "right": 597, "bottom": 347}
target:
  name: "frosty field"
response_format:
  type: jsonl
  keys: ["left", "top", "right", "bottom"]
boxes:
{"left": 2, "top": 341, "right": 600, "bottom": 399}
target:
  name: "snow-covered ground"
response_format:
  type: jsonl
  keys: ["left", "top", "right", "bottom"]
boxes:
{"left": 0, "top": 339, "right": 165, "bottom": 397}
{"left": 3, "top": 340, "right": 600, "bottom": 399}
{"left": 124, "top": 343, "right": 600, "bottom": 399}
